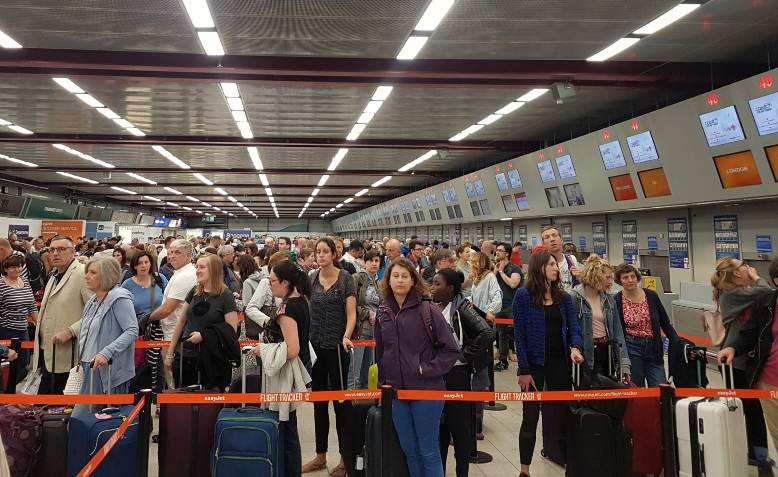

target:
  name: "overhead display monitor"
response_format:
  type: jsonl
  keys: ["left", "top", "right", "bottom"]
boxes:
{"left": 469, "top": 200, "right": 481, "bottom": 216}
{"left": 479, "top": 199, "right": 491, "bottom": 215}
{"left": 545, "top": 187, "right": 565, "bottom": 208}
{"left": 749, "top": 91, "right": 778, "bottom": 136}
{"left": 448, "top": 187, "right": 459, "bottom": 203}
{"left": 713, "top": 150, "right": 762, "bottom": 188}
{"left": 464, "top": 181, "right": 476, "bottom": 198}
{"left": 502, "top": 195, "right": 517, "bottom": 213}
{"left": 609, "top": 174, "right": 639, "bottom": 201}
{"left": 442, "top": 188, "right": 451, "bottom": 203}
{"left": 563, "top": 183, "right": 585, "bottom": 206}
{"left": 699, "top": 105, "right": 746, "bottom": 147}
{"left": 638, "top": 167, "right": 672, "bottom": 198}
{"left": 507, "top": 168, "right": 523, "bottom": 189}
{"left": 537, "top": 160, "right": 556, "bottom": 183}
{"left": 599, "top": 140, "right": 627, "bottom": 170}
{"left": 766, "top": 145, "right": 778, "bottom": 181}
{"left": 495, "top": 172, "right": 509, "bottom": 193}
{"left": 514, "top": 192, "right": 529, "bottom": 211}
{"left": 153, "top": 216, "right": 170, "bottom": 227}
{"left": 626, "top": 131, "right": 659, "bottom": 164}
{"left": 474, "top": 179, "right": 486, "bottom": 197}
{"left": 555, "top": 154, "right": 576, "bottom": 179}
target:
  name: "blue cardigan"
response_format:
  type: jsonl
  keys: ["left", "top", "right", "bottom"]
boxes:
{"left": 512, "top": 288, "right": 583, "bottom": 375}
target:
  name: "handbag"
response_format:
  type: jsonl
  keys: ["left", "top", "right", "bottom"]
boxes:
{"left": 63, "top": 296, "right": 106, "bottom": 395}
{"left": 19, "top": 369, "right": 41, "bottom": 395}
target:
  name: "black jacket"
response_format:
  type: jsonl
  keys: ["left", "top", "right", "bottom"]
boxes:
{"left": 449, "top": 294, "right": 493, "bottom": 372}
{"left": 200, "top": 322, "right": 241, "bottom": 389}
{"left": 615, "top": 288, "right": 677, "bottom": 365}
{"left": 729, "top": 289, "right": 778, "bottom": 388}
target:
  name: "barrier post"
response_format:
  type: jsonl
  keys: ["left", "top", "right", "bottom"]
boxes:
{"left": 135, "top": 389, "right": 153, "bottom": 477}
{"left": 5, "top": 338, "right": 21, "bottom": 394}
{"left": 659, "top": 384, "right": 678, "bottom": 477}
{"left": 380, "top": 385, "right": 394, "bottom": 477}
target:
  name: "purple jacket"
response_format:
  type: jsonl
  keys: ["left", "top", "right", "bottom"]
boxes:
{"left": 375, "top": 292, "right": 461, "bottom": 390}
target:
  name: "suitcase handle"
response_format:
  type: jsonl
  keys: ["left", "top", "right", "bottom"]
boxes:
{"left": 718, "top": 362, "right": 739, "bottom": 410}
{"left": 240, "top": 345, "right": 253, "bottom": 408}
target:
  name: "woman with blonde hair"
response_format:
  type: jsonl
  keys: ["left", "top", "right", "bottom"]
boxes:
{"left": 165, "top": 253, "right": 240, "bottom": 390}
{"left": 569, "top": 255, "right": 630, "bottom": 379}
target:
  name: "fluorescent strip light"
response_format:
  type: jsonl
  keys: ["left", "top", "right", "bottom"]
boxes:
{"left": 634, "top": 4, "right": 701, "bottom": 35}
{"left": 478, "top": 114, "right": 503, "bottom": 125}
{"left": 317, "top": 175, "right": 330, "bottom": 187}
{"left": 113, "top": 118, "right": 133, "bottom": 128}
{"left": 495, "top": 101, "right": 525, "bottom": 115}
{"left": 220, "top": 82, "right": 240, "bottom": 98}
{"left": 164, "top": 187, "right": 183, "bottom": 195}
{"left": 232, "top": 110, "right": 248, "bottom": 122}
{"left": 77, "top": 153, "right": 114, "bottom": 169}
{"left": 306, "top": 197, "right": 314, "bottom": 203}
{"left": 336, "top": 203, "right": 344, "bottom": 209}
{"left": 517, "top": 88, "right": 549, "bottom": 102}
{"left": 196, "top": 210, "right": 204, "bottom": 214}
{"left": 274, "top": 211, "right": 279, "bottom": 218}
{"left": 143, "top": 195, "right": 162, "bottom": 202}
{"left": 214, "top": 187, "right": 228, "bottom": 195}
{"left": 258, "top": 174, "right": 269, "bottom": 186}
{"left": 346, "top": 123, "right": 366, "bottom": 141}
{"left": 461, "top": 124, "right": 484, "bottom": 136}
{"left": 371, "top": 176, "right": 392, "bottom": 187}
{"left": 213, "top": 206, "right": 222, "bottom": 212}
{"left": 264, "top": 187, "right": 273, "bottom": 196}
{"left": 344, "top": 197, "right": 354, "bottom": 204}
{"left": 0, "top": 118, "right": 10, "bottom": 126}
{"left": 201, "top": 201, "right": 212, "bottom": 207}
{"left": 355, "top": 188, "right": 369, "bottom": 197}
{"left": 247, "top": 147, "right": 263, "bottom": 170}
{"left": 500, "top": 217, "right": 512, "bottom": 221}
{"left": 0, "top": 153, "right": 37, "bottom": 167}
{"left": 53, "top": 78, "right": 84, "bottom": 94}
{"left": 183, "top": 0, "right": 215, "bottom": 28}
{"left": 226, "top": 97, "right": 244, "bottom": 111}
{"left": 197, "top": 31, "right": 225, "bottom": 56}
{"left": 152, "top": 145, "right": 191, "bottom": 169}
{"left": 126, "top": 127, "right": 146, "bottom": 136}
{"left": 96, "top": 108, "right": 120, "bottom": 119}
{"left": 0, "top": 29, "right": 22, "bottom": 49}
{"left": 268, "top": 196, "right": 275, "bottom": 203}
{"left": 397, "top": 36, "right": 429, "bottom": 60}
{"left": 126, "top": 172, "right": 157, "bottom": 185}
{"left": 227, "top": 196, "right": 237, "bottom": 203}
{"left": 183, "top": 206, "right": 193, "bottom": 211}
{"left": 236, "top": 121, "right": 253, "bottom": 138}
{"left": 356, "top": 112, "right": 374, "bottom": 124}
{"left": 193, "top": 173, "right": 213, "bottom": 185}
{"left": 75, "top": 94, "right": 104, "bottom": 108}
{"left": 587, "top": 37, "right": 640, "bottom": 62}
{"left": 311, "top": 188, "right": 321, "bottom": 196}
{"left": 186, "top": 196, "right": 200, "bottom": 202}
{"left": 363, "top": 100, "right": 384, "bottom": 114}
{"left": 330, "top": 208, "right": 336, "bottom": 212}
{"left": 327, "top": 148, "right": 349, "bottom": 171}
{"left": 372, "top": 86, "right": 394, "bottom": 101}
{"left": 7, "top": 125, "right": 33, "bottom": 135}
{"left": 166, "top": 202, "right": 180, "bottom": 207}
{"left": 56, "top": 171, "right": 98, "bottom": 184}
{"left": 415, "top": 0, "right": 455, "bottom": 31}
{"left": 110, "top": 186, "right": 137, "bottom": 195}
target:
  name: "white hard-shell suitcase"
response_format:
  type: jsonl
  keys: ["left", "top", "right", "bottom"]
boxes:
{"left": 675, "top": 364, "right": 748, "bottom": 477}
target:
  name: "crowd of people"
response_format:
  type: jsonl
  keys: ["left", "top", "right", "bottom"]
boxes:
{"left": 2, "top": 228, "right": 778, "bottom": 477}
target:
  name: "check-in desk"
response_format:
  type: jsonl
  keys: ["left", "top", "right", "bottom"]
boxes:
{"left": 672, "top": 281, "right": 720, "bottom": 365}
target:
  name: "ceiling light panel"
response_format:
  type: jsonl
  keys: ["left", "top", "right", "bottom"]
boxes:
{"left": 634, "top": 3, "right": 701, "bottom": 35}
{"left": 193, "top": 173, "right": 213, "bottom": 185}
{"left": 371, "top": 176, "right": 392, "bottom": 187}
{"left": 0, "top": 29, "right": 22, "bottom": 49}
{"left": 197, "top": 31, "right": 225, "bottom": 56}
{"left": 52, "top": 78, "right": 84, "bottom": 94}
{"left": 0, "top": 153, "right": 37, "bottom": 168}
{"left": 415, "top": 0, "right": 456, "bottom": 31}
{"left": 152, "top": 145, "right": 191, "bottom": 169}
{"left": 7, "top": 125, "right": 33, "bottom": 135}
{"left": 56, "top": 171, "right": 98, "bottom": 184}
{"left": 163, "top": 187, "right": 183, "bottom": 195}
{"left": 52, "top": 144, "right": 115, "bottom": 168}
{"left": 397, "top": 36, "right": 429, "bottom": 60}
{"left": 182, "top": 0, "right": 216, "bottom": 29}
{"left": 126, "top": 172, "right": 157, "bottom": 185}
{"left": 517, "top": 88, "right": 550, "bottom": 102}
{"left": 587, "top": 37, "right": 640, "bottom": 62}
{"left": 110, "top": 186, "right": 137, "bottom": 195}
{"left": 75, "top": 94, "right": 104, "bottom": 108}
{"left": 247, "top": 147, "right": 263, "bottom": 170}
{"left": 495, "top": 102, "right": 525, "bottom": 115}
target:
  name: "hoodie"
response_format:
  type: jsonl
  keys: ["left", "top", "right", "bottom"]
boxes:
{"left": 720, "top": 279, "right": 775, "bottom": 369}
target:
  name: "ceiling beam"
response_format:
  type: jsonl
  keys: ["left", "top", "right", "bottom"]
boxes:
{"left": 47, "top": 182, "right": 415, "bottom": 191}
{"left": 0, "top": 132, "right": 528, "bottom": 151}
{"left": 0, "top": 48, "right": 763, "bottom": 89}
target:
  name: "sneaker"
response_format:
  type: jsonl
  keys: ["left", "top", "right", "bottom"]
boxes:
{"left": 495, "top": 361, "right": 508, "bottom": 371}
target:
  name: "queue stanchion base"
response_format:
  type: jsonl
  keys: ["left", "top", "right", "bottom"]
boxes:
{"left": 469, "top": 451, "right": 493, "bottom": 464}
{"left": 484, "top": 402, "right": 507, "bottom": 411}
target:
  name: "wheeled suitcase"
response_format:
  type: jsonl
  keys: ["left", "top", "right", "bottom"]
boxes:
{"left": 158, "top": 344, "right": 223, "bottom": 477}
{"left": 67, "top": 365, "right": 139, "bottom": 477}
{"left": 362, "top": 387, "right": 410, "bottom": 477}
{"left": 339, "top": 349, "right": 375, "bottom": 477}
{"left": 676, "top": 364, "right": 748, "bottom": 477}
{"left": 33, "top": 406, "right": 70, "bottom": 477}
{"left": 212, "top": 346, "right": 283, "bottom": 477}
{"left": 623, "top": 385, "right": 662, "bottom": 476}
{"left": 540, "top": 401, "right": 566, "bottom": 466}
{"left": 0, "top": 404, "right": 42, "bottom": 477}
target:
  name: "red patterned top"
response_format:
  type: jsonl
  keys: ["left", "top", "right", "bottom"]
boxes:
{"left": 622, "top": 296, "right": 653, "bottom": 339}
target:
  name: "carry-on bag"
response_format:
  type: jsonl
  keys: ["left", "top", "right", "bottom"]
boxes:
{"left": 676, "top": 364, "right": 748, "bottom": 477}
{"left": 0, "top": 403, "right": 42, "bottom": 477}
{"left": 212, "top": 346, "right": 283, "bottom": 477}
{"left": 339, "top": 348, "right": 376, "bottom": 477}
{"left": 540, "top": 401, "right": 567, "bottom": 466}
{"left": 66, "top": 362, "right": 139, "bottom": 477}
{"left": 668, "top": 337, "right": 708, "bottom": 388}
{"left": 361, "top": 386, "right": 410, "bottom": 477}
{"left": 158, "top": 342, "right": 223, "bottom": 477}
{"left": 623, "top": 383, "right": 662, "bottom": 476}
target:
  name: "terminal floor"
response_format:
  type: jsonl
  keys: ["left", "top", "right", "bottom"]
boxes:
{"left": 145, "top": 362, "right": 774, "bottom": 477}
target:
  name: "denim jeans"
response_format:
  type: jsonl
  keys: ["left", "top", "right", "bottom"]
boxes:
{"left": 72, "top": 363, "right": 132, "bottom": 418}
{"left": 0, "top": 328, "right": 29, "bottom": 384}
{"left": 625, "top": 334, "right": 667, "bottom": 387}
{"left": 392, "top": 399, "right": 445, "bottom": 477}
{"left": 347, "top": 342, "right": 373, "bottom": 389}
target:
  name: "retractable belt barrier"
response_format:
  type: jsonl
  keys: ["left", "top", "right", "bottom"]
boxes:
{"left": 1, "top": 339, "right": 377, "bottom": 349}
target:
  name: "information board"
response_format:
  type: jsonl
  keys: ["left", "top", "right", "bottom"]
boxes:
{"left": 555, "top": 155, "right": 576, "bottom": 179}
{"left": 626, "top": 130, "right": 659, "bottom": 164}
{"left": 749, "top": 91, "right": 778, "bottom": 136}
{"left": 699, "top": 105, "right": 746, "bottom": 147}
{"left": 592, "top": 221, "right": 607, "bottom": 257}
{"left": 756, "top": 234, "right": 773, "bottom": 254}
{"left": 622, "top": 220, "right": 638, "bottom": 265}
{"left": 560, "top": 223, "right": 573, "bottom": 244}
{"left": 537, "top": 160, "right": 556, "bottom": 183}
{"left": 495, "top": 173, "right": 508, "bottom": 193}
{"left": 507, "top": 169, "right": 523, "bottom": 189}
{"left": 667, "top": 218, "right": 690, "bottom": 269}
{"left": 713, "top": 214, "right": 740, "bottom": 260}
{"left": 599, "top": 140, "right": 627, "bottom": 170}
{"left": 518, "top": 225, "right": 528, "bottom": 247}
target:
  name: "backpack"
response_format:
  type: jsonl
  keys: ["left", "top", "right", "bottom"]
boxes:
{"left": 564, "top": 254, "right": 580, "bottom": 287}
{"left": 24, "top": 253, "right": 46, "bottom": 294}
{"left": 420, "top": 297, "right": 445, "bottom": 349}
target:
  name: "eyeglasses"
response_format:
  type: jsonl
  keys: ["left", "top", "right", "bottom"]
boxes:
{"left": 50, "top": 247, "right": 74, "bottom": 254}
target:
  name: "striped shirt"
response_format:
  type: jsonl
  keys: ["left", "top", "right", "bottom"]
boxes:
{"left": 0, "top": 278, "right": 36, "bottom": 332}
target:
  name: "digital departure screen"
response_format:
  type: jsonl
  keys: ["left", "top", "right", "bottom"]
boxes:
{"left": 537, "top": 160, "right": 556, "bottom": 183}
{"left": 153, "top": 216, "right": 170, "bottom": 227}
{"left": 699, "top": 105, "right": 746, "bottom": 147}
{"left": 495, "top": 172, "right": 508, "bottom": 193}
{"left": 474, "top": 179, "right": 486, "bottom": 197}
{"left": 599, "top": 140, "right": 627, "bottom": 170}
{"left": 545, "top": 187, "right": 565, "bottom": 208}
{"left": 555, "top": 154, "right": 576, "bottom": 179}
{"left": 627, "top": 131, "right": 659, "bottom": 164}
{"left": 514, "top": 192, "right": 529, "bottom": 211}
{"left": 563, "top": 183, "right": 585, "bottom": 206}
{"left": 465, "top": 181, "right": 476, "bottom": 198}
{"left": 749, "top": 91, "right": 778, "bottom": 136}
{"left": 507, "top": 169, "right": 523, "bottom": 189}
{"left": 502, "top": 195, "right": 517, "bottom": 212}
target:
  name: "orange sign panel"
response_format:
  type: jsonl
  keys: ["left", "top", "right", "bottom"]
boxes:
{"left": 713, "top": 150, "right": 762, "bottom": 188}
{"left": 638, "top": 168, "right": 672, "bottom": 198}
{"left": 766, "top": 145, "right": 778, "bottom": 181}
{"left": 41, "top": 220, "right": 85, "bottom": 241}
{"left": 609, "top": 174, "right": 638, "bottom": 201}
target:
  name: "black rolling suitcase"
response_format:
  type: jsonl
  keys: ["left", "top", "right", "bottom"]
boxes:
{"left": 361, "top": 386, "right": 410, "bottom": 477}
{"left": 540, "top": 401, "right": 567, "bottom": 466}
{"left": 338, "top": 349, "right": 375, "bottom": 477}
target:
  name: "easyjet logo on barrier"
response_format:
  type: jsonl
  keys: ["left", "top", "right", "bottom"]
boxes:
{"left": 204, "top": 395, "right": 225, "bottom": 402}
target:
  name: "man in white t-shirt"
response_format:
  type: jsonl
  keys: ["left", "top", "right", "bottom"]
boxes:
{"left": 541, "top": 225, "right": 581, "bottom": 292}
{"left": 149, "top": 239, "right": 197, "bottom": 340}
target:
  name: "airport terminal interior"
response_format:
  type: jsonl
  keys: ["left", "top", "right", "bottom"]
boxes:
{"left": 1, "top": 0, "right": 778, "bottom": 476}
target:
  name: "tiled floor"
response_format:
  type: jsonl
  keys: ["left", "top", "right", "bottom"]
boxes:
{"left": 146, "top": 362, "right": 774, "bottom": 477}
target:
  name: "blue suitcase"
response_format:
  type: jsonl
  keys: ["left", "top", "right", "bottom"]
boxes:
{"left": 67, "top": 364, "right": 140, "bottom": 477}
{"left": 212, "top": 347, "right": 283, "bottom": 476}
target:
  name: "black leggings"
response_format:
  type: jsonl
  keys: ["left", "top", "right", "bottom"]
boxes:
{"left": 282, "top": 411, "right": 302, "bottom": 477}
{"left": 311, "top": 345, "right": 349, "bottom": 454}
{"left": 732, "top": 368, "right": 769, "bottom": 459}
{"left": 519, "top": 362, "right": 570, "bottom": 465}
{"left": 439, "top": 365, "right": 474, "bottom": 477}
